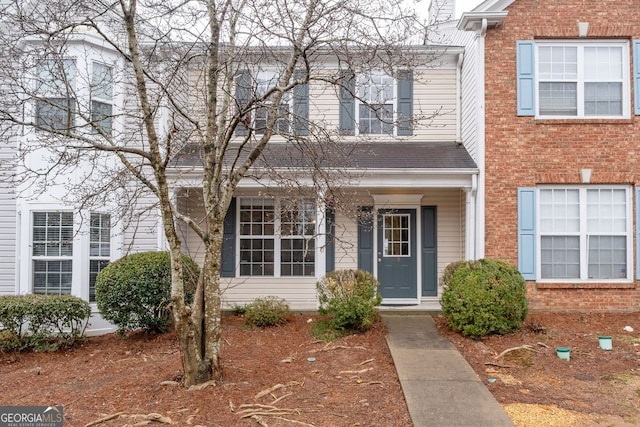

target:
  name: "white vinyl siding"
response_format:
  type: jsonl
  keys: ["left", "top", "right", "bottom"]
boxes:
{"left": 0, "top": 167, "right": 16, "bottom": 294}
{"left": 224, "top": 65, "right": 458, "bottom": 144}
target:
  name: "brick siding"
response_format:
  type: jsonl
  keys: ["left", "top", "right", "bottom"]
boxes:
{"left": 483, "top": 0, "right": 640, "bottom": 311}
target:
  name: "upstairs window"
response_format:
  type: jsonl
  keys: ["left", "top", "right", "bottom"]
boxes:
{"left": 35, "top": 59, "right": 77, "bottom": 131}
{"left": 234, "top": 69, "right": 308, "bottom": 137}
{"left": 357, "top": 71, "right": 394, "bottom": 135}
{"left": 517, "top": 41, "right": 631, "bottom": 118}
{"left": 339, "top": 69, "right": 413, "bottom": 136}
{"left": 91, "top": 62, "right": 113, "bottom": 134}
{"left": 254, "top": 70, "right": 290, "bottom": 134}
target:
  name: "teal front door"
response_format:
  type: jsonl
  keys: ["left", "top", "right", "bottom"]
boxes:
{"left": 377, "top": 209, "right": 417, "bottom": 299}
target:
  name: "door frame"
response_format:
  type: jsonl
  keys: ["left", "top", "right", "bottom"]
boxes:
{"left": 376, "top": 208, "right": 417, "bottom": 300}
{"left": 371, "top": 194, "right": 423, "bottom": 304}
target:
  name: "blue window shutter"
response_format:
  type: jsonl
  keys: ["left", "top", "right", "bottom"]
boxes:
{"left": 516, "top": 41, "right": 536, "bottom": 116}
{"left": 634, "top": 40, "right": 640, "bottom": 115}
{"left": 357, "top": 206, "right": 374, "bottom": 273}
{"left": 397, "top": 69, "right": 413, "bottom": 136}
{"left": 221, "top": 198, "right": 236, "bottom": 277}
{"left": 292, "top": 70, "right": 309, "bottom": 136}
{"left": 636, "top": 188, "right": 640, "bottom": 280}
{"left": 235, "top": 70, "right": 251, "bottom": 136}
{"left": 339, "top": 71, "right": 355, "bottom": 136}
{"left": 518, "top": 188, "right": 536, "bottom": 280}
{"left": 326, "top": 207, "right": 335, "bottom": 273}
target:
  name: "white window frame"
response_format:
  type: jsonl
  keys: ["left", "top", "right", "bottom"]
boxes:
{"left": 89, "top": 212, "right": 111, "bottom": 302}
{"left": 91, "top": 62, "right": 114, "bottom": 134}
{"left": 536, "top": 185, "right": 633, "bottom": 282}
{"left": 31, "top": 211, "right": 74, "bottom": 295}
{"left": 535, "top": 40, "right": 630, "bottom": 119}
{"left": 382, "top": 213, "right": 411, "bottom": 257}
{"left": 355, "top": 70, "right": 396, "bottom": 136}
{"left": 237, "top": 197, "right": 316, "bottom": 277}
{"left": 254, "top": 69, "right": 292, "bottom": 135}
{"left": 35, "top": 58, "right": 77, "bottom": 131}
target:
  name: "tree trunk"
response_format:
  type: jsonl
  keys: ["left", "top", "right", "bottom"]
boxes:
{"left": 169, "top": 222, "right": 224, "bottom": 387}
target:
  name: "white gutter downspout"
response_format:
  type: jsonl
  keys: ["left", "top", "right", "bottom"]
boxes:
{"left": 456, "top": 52, "right": 464, "bottom": 144}
{"left": 475, "top": 17, "right": 488, "bottom": 260}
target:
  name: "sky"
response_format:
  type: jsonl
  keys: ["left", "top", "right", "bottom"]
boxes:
{"left": 455, "top": 0, "right": 485, "bottom": 18}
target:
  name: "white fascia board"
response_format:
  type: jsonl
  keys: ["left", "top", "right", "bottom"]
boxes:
{"left": 457, "top": 12, "right": 508, "bottom": 31}
{"left": 168, "top": 168, "right": 478, "bottom": 190}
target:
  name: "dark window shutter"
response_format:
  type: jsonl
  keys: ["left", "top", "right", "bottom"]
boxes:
{"left": 325, "top": 207, "right": 335, "bottom": 273}
{"left": 292, "top": 70, "right": 309, "bottom": 136}
{"left": 221, "top": 197, "right": 236, "bottom": 277}
{"left": 357, "top": 206, "right": 374, "bottom": 273}
{"left": 397, "top": 69, "right": 413, "bottom": 136}
{"left": 235, "top": 70, "right": 251, "bottom": 136}
{"left": 339, "top": 70, "right": 355, "bottom": 136}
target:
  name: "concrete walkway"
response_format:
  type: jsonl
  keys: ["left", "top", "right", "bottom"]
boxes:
{"left": 383, "top": 315, "right": 514, "bottom": 427}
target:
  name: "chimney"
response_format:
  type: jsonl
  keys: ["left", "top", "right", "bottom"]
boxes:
{"left": 428, "top": 0, "right": 456, "bottom": 25}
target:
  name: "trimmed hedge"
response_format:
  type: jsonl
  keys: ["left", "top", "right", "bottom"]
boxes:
{"left": 440, "top": 259, "right": 528, "bottom": 339}
{"left": 317, "top": 269, "right": 382, "bottom": 333}
{"left": 0, "top": 294, "right": 91, "bottom": 351}
{"left": 95, "top": 251, "right": 199, "bottom": 335}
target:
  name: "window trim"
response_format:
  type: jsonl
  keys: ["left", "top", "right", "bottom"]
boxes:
{"left": 534, "top": 40, "right": 631, "bottom": 120}
{"left": 89, "top": 212, "right": 111, "bottom": 302}
{"left": 35, "top": 58, "right": 77, "bottom": 131}
{"left": 90, "top": 62, "right": 114, "bottom": 134}
{"left": 355, "top": 70, "right": 397, "bottom": 136}
{"left": 535, "top": 185, "right": 633, "bottom": 283}
{"left": 31, "top": 211, "right": 75, "bottom": 295}
{"left": 237, "top": 197, "right": 316, "bottom": 277}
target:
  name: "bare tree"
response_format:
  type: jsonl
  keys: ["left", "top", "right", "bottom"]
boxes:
{"left": 0, "top": 0, "right": 434, "bottom": 386}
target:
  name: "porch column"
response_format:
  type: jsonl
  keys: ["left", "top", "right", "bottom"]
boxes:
{"left": 315, "top": 190, "right": 326, "bottom": 279}
{"left": 464, "top": 174, "right": 478, "bottom": 260}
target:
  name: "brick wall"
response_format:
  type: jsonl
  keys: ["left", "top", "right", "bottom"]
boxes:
{"left": 483, "top": 0, "right": 640, "bottom": 311}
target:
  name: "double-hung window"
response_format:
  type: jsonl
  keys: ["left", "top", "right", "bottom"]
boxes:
{"left": 89, "top": 213, "right": 111, "bottom": 302}
{"left": 35, "top": 59, "right": 77, "bottom": 131}
{"left": 91, "top": 62, "right": 114, "bottom": 134}
{"left": 357, "top": 71, "right": 394, "bottom": 135}
{"left": 254, "top": 70, "right": 290, "bottom": 134}
{"left": 238, "top": 197, "right": 316, "bottom": 277}
{"left": 32, "top": 212, "right": 74, "bottom": 295}
{"left": 519, "top": 186, "right": 632, "bottom": 281}
{"left": 517, "top": 40, "right": 631, "bottom": 118}
{"left": 339, "top": 69, "right": 413, "bottom": 136}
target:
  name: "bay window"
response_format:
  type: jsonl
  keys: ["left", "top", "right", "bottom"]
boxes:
{"left": 35, "top": 59, "right": 77, "bottom": 131}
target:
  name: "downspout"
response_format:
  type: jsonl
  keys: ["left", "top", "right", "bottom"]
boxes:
{"left": 456, "top": 52, "right": 464, "bottom": 144}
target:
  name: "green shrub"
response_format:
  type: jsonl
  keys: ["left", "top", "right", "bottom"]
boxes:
{"left": 244, "top": 297, "right": 290, "bottom": 327}
{"left": 0, "top": 294, "right": 91, "bottom": 351}
{"left": 440, "top": 259, "right": 528, "bottom": 339}
{"left": 95, "top": 251, "right": 200, "bottom": 335}
{"left": 316, "top": 269, "right": 382, "bottom": 334}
